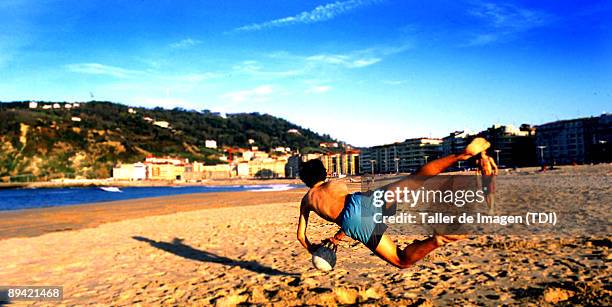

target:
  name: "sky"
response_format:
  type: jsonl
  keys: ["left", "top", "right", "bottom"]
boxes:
{"left": 1, "top": 0, "right": 611, "bottom": 146}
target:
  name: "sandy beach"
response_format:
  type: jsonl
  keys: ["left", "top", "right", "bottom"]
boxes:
{"left": 1, "top": 165, "right": 610, "bottom": 305}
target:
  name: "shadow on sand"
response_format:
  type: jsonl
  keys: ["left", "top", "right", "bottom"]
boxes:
{"left": 132, "top": 236, "right": 296, "bottom": 276}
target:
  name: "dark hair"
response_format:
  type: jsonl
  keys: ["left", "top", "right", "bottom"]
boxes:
{"left": 299, "top": 159, "right": 327, "bottom": 188}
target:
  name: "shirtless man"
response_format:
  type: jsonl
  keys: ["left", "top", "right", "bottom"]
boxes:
{"left": 475, "top": 150, "right": 498, "bottom": 213}
{"left": 297, "top": 137, "right": 491, "bottom": 269}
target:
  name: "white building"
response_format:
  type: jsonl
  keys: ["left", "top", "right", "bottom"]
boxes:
{"left": 71, "top": 117, "right": 82, "bottom": 122}
{"left": 28, "top": 102, "right": 38, "bottom": 109}
{"left": 236, "top": 162, "right": 250, "bottom": 177}
{"left": 52, "top": 103, "right": 61, "bottom": 109}
{"left": 153, "top": 121, "right": 170, "bottom": 128}
{"left": 242, "top": 151, "right": 254, "bottom": 161}
{"left": 205, "top": 140, "right": 217, "bottom": 148}
{"left": 112, "top": 162, "right": 147, "bottom": 181}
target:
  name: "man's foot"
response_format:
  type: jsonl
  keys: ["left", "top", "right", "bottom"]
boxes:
{"left": 460, "top": 137, "right": 491, "bottom": 160}
{"left": 434, "top": 234, "right": 467, "bottom": 247}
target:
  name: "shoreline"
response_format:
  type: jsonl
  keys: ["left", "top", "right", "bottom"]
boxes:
{"left": 0, "top": 177, "right": 304, "bottom": 190}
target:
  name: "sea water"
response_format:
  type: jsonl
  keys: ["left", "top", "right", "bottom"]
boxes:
{"left": 0, "top": 184, "right": 302, "bottom": 211}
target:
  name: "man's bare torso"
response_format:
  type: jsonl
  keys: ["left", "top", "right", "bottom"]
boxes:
{"left": 303, "top": 181, "right": 350, "bottom": 224}
{"left": 478, "top": 156, "right": 495, "bottom": 176}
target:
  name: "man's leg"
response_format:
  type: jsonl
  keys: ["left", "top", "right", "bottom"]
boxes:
{"left": 486, "top": 194, "right": 495, "bottom": 213}
{"left": 384, "top": 137, "right": 491, "bottom": 192}
{"left": 373, "top": 234, "right": 463, "bottom": 269}
{"left": 415, "top": 137, "right": 490, "bottom": 177}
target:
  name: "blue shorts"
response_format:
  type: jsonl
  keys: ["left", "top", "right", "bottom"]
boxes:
{"left": 340, "top": 192, "right": 389, "bottom": 251}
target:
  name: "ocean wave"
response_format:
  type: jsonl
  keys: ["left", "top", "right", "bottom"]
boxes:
{"left": 247, "top": 184, "right": 294, "bottom": 192}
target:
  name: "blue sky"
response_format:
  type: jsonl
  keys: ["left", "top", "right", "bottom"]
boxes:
{"left": 1, "top": 0, "right": 610, "bottom": 146}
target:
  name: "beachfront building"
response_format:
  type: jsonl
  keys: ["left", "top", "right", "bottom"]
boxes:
{"left": 477, "top": 124, "right": 536, "bottom": 167}
{"left": 247, "top": 157, "right": 288, "bottom": 178}
{"left": 535, "top": 114, "right": 611, "bottom": 165}
{"left": 147, "top": 164, "right": 186, "bottom": 181}
{"left": 196, "top": 163, "right": 233, "bottom": 179}
{"left": 112, "top": 162, "right": 147, "bottom": 180}
{"left": 360, "top": 138, "right": 442, "bottom": 174}
{"left": 242, "top": 150, "right": 270, "bottom": 161}
{"left": 185, "top": 152, "right": 294, "bottom": 179}
{"left": 320, "top": 150, "right": 361, "bottom": 177}
{"left": 285, "top": 155, "right": 300, "bottom": 178}
{"left": 145, "top": 157, "right": 188, "bottom": 180}
{"left": 236, "top": 162, "right": 250, "bottom": 178}
{"left": 185, "top": 161, "right": 232, "bottom": 180}
{"left": 399, "top": 138, "right": 442, "bottom": 172}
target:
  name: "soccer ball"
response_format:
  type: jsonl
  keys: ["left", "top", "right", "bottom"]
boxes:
{"left": 312, "top": 242, "right": 337, "bottom": 271}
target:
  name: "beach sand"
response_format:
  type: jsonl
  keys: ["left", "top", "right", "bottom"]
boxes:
{"left": 0, "top": 165, "right": 610, "bottom": 305}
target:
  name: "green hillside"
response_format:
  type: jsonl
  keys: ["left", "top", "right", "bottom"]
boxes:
{"left": 0, "top": 101, "right": 336, "bottom": 180}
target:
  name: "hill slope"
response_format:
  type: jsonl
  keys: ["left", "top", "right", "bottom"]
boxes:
{"left": 0, "top": 101, "right": 336, "bottom": 180}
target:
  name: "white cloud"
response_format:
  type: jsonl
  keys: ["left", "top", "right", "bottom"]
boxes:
{"left": 65, "top": 63, "right": 141, "bottom": 78}
{"left": 233, "top": 0, "right": 381, "bottom": 32}
{"left": 220, "top": 85, "right": 274, "bottom": 103}
{"left": 306, "top": 54, "right": 381, "bottom": 68}
{"left": 383, "top": 79, "right": 408, "bottom": 86}
{"left": 305, "top": 85, "right": 332, "bottom": 94}
{"left": 169, "top": 38, "right": 201, "bottom": 49}
{"left": 232, "top": 60, "right": 304, "bottom": 78}
{"left": 471, "top": 3, "right": 548, "bottom": 30}
{"left": 465, "top": 3, "right": 552, "bottom": 46}
{"left": 304, "top": 42, "right": 409, "bottom": 69}
{"left": 351, "top": 58, "right": 381, "bottom": 68}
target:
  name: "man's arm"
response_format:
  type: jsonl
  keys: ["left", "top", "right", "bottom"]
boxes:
{"left": 489, "top": 157, "right": 499, "bottom": 175}
{"left": 297, "top": 197, "right": 316, "bottom": 253}
{"left": 329, "top": 229, "right": 345, "bottom": 245}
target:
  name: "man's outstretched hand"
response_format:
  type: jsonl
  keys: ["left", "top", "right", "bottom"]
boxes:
{"left": 323, "top": 237, "right": 340, "bottom": 246}
{"left": 461, "top": 137, "right": 491, "bottom": 160}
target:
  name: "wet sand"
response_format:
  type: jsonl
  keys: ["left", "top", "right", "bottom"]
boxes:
{"left": 0, "top": 165, "right": 610, "bottom": 305}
